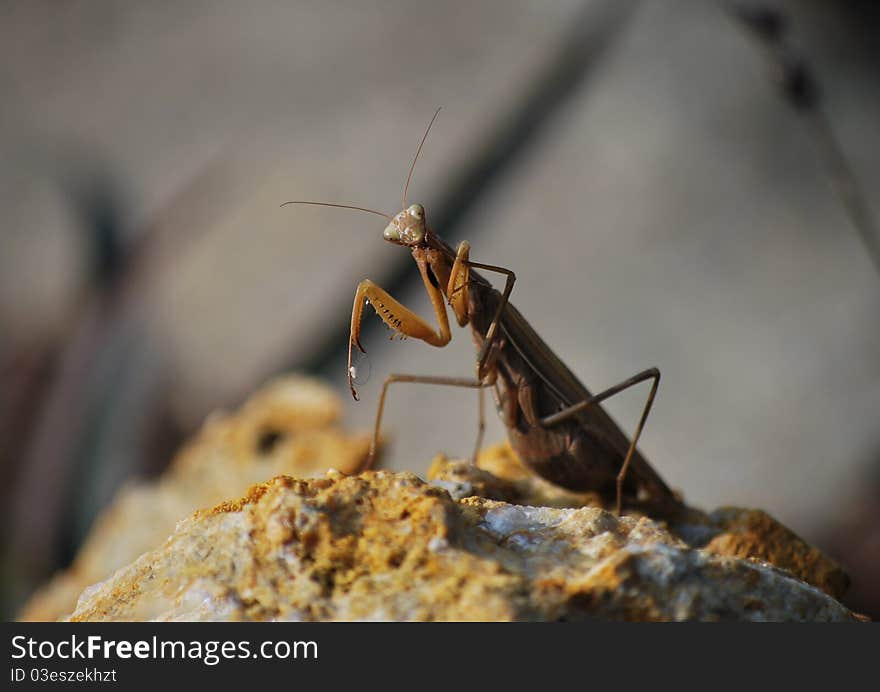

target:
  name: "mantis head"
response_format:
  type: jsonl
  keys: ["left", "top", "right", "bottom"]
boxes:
{"left": 383, "top": 203, "right": 426, "bottom": 246}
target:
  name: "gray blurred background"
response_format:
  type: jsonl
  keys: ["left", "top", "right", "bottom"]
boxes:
{"left": 2, "top": 0, "right": 879, "bottom": 619}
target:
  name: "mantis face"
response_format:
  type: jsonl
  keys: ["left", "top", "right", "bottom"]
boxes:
{"left": 383, "top": 203, "right": 426, "bottom": 246}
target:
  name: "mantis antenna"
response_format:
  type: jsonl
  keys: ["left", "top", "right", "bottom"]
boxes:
{"left": 402, "top": 107, "right": 442, "bottom": 211}
{"left": 280, "top": 200, "right": 393, "bottom": 221}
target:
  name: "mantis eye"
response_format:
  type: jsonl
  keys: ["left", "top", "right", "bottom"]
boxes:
{"left": 407, "top": 204, "right": 424, "bottom": 219}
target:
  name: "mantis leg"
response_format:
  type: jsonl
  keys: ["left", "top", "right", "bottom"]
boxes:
{"left": 447, "top": 241, "right": 517, "bottom": 380}
{"left": 538, "top": 368, "right": 661, "bottom": 515}
{"left": 475, "top": 384, "right": 486, "bottom": 465}
{"left": 348, "top": 271, "right": 451, "bottom": 400}
{"left": 468, "top": 352, "right": 502, "bottom": 463}
{"left": 362, "top": 373, "right": 496, "bottom": 471}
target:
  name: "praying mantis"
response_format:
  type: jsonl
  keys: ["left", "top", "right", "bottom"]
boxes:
{"left": 284, "top": 110, "right": 683, "bottom": 516}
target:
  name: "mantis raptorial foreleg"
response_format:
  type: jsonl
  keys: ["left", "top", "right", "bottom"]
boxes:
{"left": 350, "top": 243, "right": 507, "bottom": 468}
{"left": 537, "top": 367, "right": 661, "bottom": 515}
{"left": 446, "top": 241, "right": 517, "bottom": 379}
{"left": 349, "top": 280, "right": 450, "bottom": 350}
{"left": 348, "top": 253, "right": 453, "bottom": 399}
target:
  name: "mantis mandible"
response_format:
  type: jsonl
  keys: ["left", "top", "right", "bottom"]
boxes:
{"left": 284, "top": 109, "right": 683, "bottom": 516}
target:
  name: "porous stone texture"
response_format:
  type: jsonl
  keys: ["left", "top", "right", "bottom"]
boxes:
{"left": 65, "top": 453, "right": 855, "bottom": 622}
{"left": 19, "top": 376, "right": 371, "bottom": 621}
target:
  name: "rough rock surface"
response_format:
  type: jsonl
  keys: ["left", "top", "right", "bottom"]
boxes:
{"left": 430, "top": 444, "right": 851, "bottom": 601}
{"left": 19, "top": 376, "right": 371, "bottom": 621}
{"left": 65, "top": 452, "right": 855, "bottom": 621}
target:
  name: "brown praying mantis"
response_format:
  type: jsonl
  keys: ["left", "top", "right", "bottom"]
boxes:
{"left": 284, "top": 109, "right": 683, "bottom": 516}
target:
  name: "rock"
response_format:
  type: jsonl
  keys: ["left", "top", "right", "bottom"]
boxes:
{"left": 65, "top": 454, "right": 856, "bottom": 621}
{"left": 19, "top": 376, "right": 372, "bottom": 621}
{"left": 700, "top": 508, "right": 850, "bottom": 601}
{"left": 431, "top": 443, "right": 851, "bottom": 602}
{"left": 27, "top": 374, "right": 855, "bottom": 622}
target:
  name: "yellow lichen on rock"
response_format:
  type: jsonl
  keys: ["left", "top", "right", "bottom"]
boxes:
{"left": 702, "top": 507, "right": 850, "bottom": 600}
{"left": 67, "top": 474, "right": 527, "bottom": 621}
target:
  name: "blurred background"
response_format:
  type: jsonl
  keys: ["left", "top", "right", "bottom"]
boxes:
{"left": 2, "top": 0, "right": 879, "bottom": 620}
